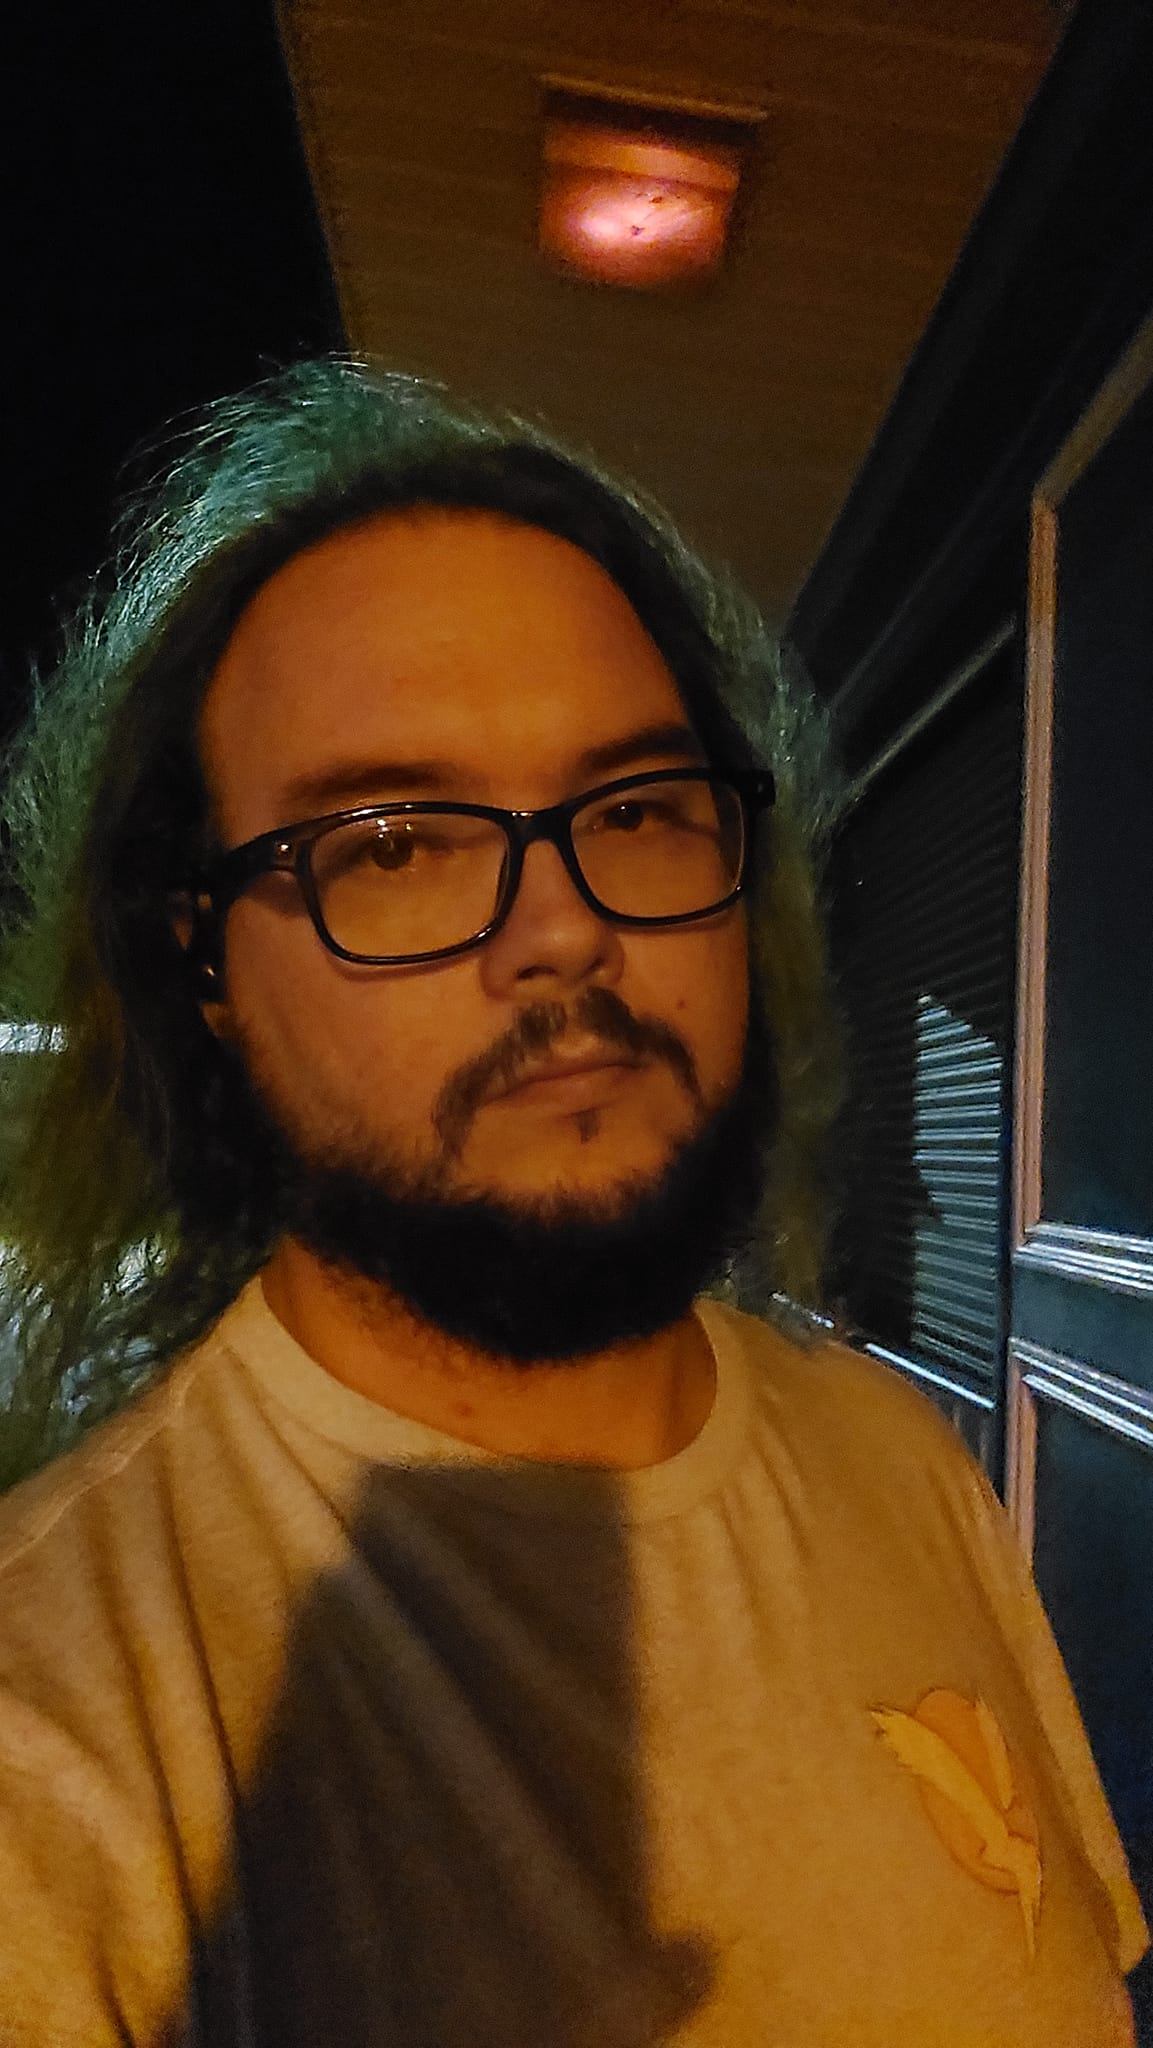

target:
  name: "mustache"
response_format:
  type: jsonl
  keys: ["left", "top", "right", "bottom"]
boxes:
{"left": 431, "top": 986, "right": 702, "bottom": 1163}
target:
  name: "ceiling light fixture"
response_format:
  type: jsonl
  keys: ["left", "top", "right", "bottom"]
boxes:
{"left": 539, "top": 80, "right": 763, "bottom": 291}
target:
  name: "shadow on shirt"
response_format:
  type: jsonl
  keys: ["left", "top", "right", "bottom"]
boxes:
{"left": 159, "top": 1458, "right": 716, "bottom": 2048}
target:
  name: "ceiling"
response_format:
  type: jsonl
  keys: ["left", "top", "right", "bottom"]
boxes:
{"left": 278, "top": 0, "right": 1058, "bottom": 626}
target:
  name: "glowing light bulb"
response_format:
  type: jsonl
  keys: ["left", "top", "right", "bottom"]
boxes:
{"left": 540, "top": 122, "right": 741, "bottom": 288}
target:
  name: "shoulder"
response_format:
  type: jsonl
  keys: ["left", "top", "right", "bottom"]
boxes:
{"left": 699, "top": 1296, "right": 1027, "bottom": 1633}
{"left": 0, "top": 1314, "right": 233, "bottom": 1590}
{"left": 698, "top": 1294, "right": 985, "bottom": 1491}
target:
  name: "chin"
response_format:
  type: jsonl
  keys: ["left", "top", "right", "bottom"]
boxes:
{"left": 308, "top": 1126, "right": 760, "bottom": 1363}
{"left": 257, "top": 1001, "right": 776, "bottom": 1362}
{"left": 458, "top": 1138, "right": 684, "bottom": 1212}
{"left": 458, "top": 1124, "right": 687, "bottom": 1205}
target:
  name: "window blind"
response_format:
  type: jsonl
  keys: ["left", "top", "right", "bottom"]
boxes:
{"left": 830, "top": 663, "right": 1023, "bottom": 1385}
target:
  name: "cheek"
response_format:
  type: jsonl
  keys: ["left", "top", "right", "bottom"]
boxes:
{"left": 647, "top": 920, "right": 749, "bottom": 1091}
{"left": 218, "top": 908, "right": 485, "bottom": 1127}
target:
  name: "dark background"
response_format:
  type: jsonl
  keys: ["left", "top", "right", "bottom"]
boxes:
{"left": 2, "top": 0, "right": 343, "bottom": 745}
{"left": 1043, "top": 374, "right": 1153, "bottom": 1241}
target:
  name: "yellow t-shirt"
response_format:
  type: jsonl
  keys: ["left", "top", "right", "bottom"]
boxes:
{"left": 0, "top": 1281, "right": 1143, "bottom": 2044}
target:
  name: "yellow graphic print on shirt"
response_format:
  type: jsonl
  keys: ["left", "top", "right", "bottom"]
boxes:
{"left": 871, "top": 1689, "right": 1043, "bottom": 1961}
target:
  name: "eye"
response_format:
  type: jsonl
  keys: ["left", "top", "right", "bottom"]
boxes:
{"left": 599, "top": 798, "right": 655, "bottom": 832}
{"left": 369, "top": 822, "right": 416, "bottom": 871}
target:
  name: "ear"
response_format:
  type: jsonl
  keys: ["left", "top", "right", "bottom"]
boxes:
{"left": 168, "top": 891, "right": 234, "bottom": 1035}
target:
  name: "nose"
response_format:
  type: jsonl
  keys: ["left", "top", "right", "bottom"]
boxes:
{"left": 478, "top": 835, "right": 624, "bottom": 1001}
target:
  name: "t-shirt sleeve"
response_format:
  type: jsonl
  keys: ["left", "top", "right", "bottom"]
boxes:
{"left": 0, "top": 1828, "right": 125, "bottom": 2046}
{"left": 948, "top": 1448, "right": 1150, "bottom": 1977}
{"left": 0, "top": 1689, "right": 189, "bottom": 2045}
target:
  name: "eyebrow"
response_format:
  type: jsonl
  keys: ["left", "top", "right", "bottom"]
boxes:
{"left": 278, "top": 721, "right": 706, "bottom": 816}
{"left": 576, "top": 721, "right": 705, "bottom": 778}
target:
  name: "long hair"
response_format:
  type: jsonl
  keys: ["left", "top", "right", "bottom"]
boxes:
{"left": 0, "top": 358, "right": 841, "bottom": 1485}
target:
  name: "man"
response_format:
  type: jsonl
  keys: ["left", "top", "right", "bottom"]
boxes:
{"left": 0, "top": 361, "right": 1143, "bottom": 2044}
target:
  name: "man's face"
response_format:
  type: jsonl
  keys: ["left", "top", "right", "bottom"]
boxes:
{"left": 199, "top": 509, "right": 766, "bottom": 1356}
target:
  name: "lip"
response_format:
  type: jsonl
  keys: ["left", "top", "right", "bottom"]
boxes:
{"left": 488, "top": 1049, "right": 644, "bottom": 1104}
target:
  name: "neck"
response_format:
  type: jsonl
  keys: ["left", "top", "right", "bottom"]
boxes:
{"left": 260, "top": 1234, "right": 717, "bottom": 1470}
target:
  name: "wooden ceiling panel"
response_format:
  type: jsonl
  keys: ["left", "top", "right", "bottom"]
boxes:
{"left": 297, "top": 3, "right": 1044, "bottom": 138}
{"left": 279, "top": 0, "right": 1054, "bottom": 616}
{"left": 342, "top": 203, "right": 941, "bottom": 383}
{"left": 358, "top": 245, "right": 908, "bottom": 380}
{"left": 688, "top": 0, "right": 1052, "bottom": 57}
{"left": 350, "top": 295, "right": 886, "bottom": 470}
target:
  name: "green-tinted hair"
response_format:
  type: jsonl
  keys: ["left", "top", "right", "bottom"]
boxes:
{"left": 0, "top": 358, "right": 841, "bottom": 1486}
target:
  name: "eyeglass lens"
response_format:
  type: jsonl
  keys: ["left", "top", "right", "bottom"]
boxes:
{"left": 308, "top": 776, "right": 746, "bottom": 959}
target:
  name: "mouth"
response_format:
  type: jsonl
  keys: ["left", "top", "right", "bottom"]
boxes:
{"left": 486, "top": 1047, "right": 646, "bottom": 1106}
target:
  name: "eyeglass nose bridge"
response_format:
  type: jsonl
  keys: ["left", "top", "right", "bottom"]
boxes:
{"left": 490, "top": 793, "right": 605, "bottom": 926}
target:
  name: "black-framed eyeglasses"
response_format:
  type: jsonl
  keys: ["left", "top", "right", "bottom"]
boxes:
{"left": 199, "top": 766, "right": 776, "bottom": 969}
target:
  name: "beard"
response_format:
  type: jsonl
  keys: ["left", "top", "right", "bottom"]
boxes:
{"left": 254, "top": 989, "right": 777, "bottom": 1365}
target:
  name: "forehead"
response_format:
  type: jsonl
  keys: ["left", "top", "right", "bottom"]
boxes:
{"left": 199, "top": 509, "right": 698, "bottom": 836}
